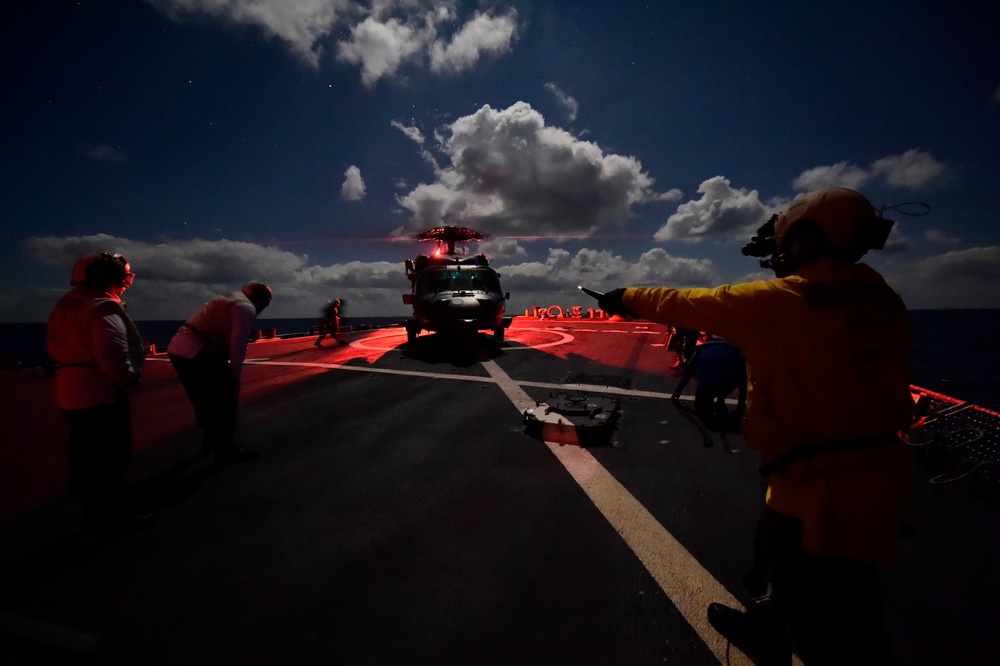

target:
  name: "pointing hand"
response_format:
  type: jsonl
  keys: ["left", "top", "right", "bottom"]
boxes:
{"left": 598, "top": 288, "right": 627, "bottom": 316}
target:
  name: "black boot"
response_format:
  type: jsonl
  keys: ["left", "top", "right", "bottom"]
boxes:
{"left": 707, "top": 600, "right": 792, "bottom": 666}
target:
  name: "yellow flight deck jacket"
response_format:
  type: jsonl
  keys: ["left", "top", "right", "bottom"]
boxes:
{"left": 623, "top": 258, "right": 914, "bottom": 563}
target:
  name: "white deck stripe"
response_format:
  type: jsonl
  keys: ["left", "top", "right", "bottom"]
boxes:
{"left": 149, "top": 357, "right": 741, "bottom": 411}
{"left": 477, "top": 357, "right": 749, "bottom": 665}
{"left": 149, "top": 352, "right": 752, "bottom": 662}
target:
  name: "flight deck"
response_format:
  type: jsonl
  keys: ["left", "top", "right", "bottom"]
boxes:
{"left": 1, "top": 317, "right": 997, "bottom": 665}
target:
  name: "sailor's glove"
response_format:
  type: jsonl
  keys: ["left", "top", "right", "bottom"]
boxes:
{"left": 598, "top": 288, "right": 627, "bottom": 316}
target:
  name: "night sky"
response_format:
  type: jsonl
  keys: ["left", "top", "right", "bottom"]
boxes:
{"left": 3, "top": 0, "right": 998, "bottom": 322}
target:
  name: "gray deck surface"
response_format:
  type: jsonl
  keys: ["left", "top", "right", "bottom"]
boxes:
{"left": 1, "top": 318, "right": 997, "bottom": 665}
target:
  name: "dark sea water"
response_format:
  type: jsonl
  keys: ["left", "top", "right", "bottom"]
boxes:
{"left": 3, "top": 310, "right": 998, "bottom": 412}
{"left": 906, "top": 310, "right": 1000, "bottom": 411}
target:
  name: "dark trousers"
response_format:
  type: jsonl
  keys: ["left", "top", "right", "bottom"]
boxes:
{"left": 315, "top": 318, "right": 342, "bottom": 343}
{"left": 694, "top": 382, "right": 738, "bottom": 422}
{"left": 169, "top": 351, "right": 239, "bottom": 453}
{"left": 63, "top": 389, "right": 132, "bottom": 529}
{"left": 756, "top": 506, "right": 895, "bottom": 665}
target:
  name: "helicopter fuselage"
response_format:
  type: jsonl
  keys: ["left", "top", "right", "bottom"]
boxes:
{"left": 403, "top": 253, "right": 511, "bottom": 342}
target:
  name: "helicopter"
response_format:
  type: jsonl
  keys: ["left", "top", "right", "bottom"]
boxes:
{"left": 402, "top": 225, "right": 512, "bottom": 343}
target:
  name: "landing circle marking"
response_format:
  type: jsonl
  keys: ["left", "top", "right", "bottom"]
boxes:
{"left": 348, "top": 327, "right": 574, "bottom": 351}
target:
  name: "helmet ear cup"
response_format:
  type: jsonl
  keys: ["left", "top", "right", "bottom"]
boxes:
{"left": 858, "top": 216, "right": 894, "bottom": 251}
{"left": 783, "top": 219, "right": 826, "bottom": 265}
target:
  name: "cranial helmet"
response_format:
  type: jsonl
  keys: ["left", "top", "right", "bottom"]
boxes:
{"left": 70, "top": 252, "right": 133, "bottom": 287}
{"left": 775, "top": 188, "right": 893, "bottom": 262}
{"left": 242, "top": 281, "right": 272, "bottom": 312}
{"left": 742, "top": 188, "right": 896, "bottom": 277}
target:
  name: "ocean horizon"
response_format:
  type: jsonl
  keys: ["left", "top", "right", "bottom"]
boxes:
{"left": 3, "top": 309, "right": 998, "bottom": 413}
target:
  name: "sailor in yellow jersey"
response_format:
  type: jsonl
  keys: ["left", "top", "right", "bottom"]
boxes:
{"left": 600, "top": 188, "right": 913, "bottom": 665}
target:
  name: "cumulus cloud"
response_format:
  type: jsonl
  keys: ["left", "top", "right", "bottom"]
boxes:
{"left": 791, "top": 161, "right": 871, "bottom": 191}
{"left": 880, "top": 246, "right": 1000, "bottom": 309}
{"left": 16, "top": 232, "right": 721, "bottom": 322}
{"left": 394, "top": 183, "right": 463, "bottom": 233}
{"left": 924, "top": 228, "right": 961, "bottom": 246}
{"left": 147, "top": 0, "right": 349, "bottom": 67}
{"left": 545, "top": 82, "right": 579, "bottom": 122}
{"left": 793, "top": 149, "right": 950, "bottom": 192}
{"left": 395, "top": 102, "right": 679, "bottom": 238}
{"left": 654, "top": 176, "right": 768, "bottom": 243}
{"left": 391, "top": 120, "right": 437, "bottom": 169}
{"left": 480, "top": 238, "right": 527, "bottom": 259}
{"left": 629, "top": 248, "right": 718, "bottom": 285}
{"left": 19, "top": 233, "right": 421, "bottom": 321}
{"left": 870, "top": 149, "right": 950, "bottom": 189}
{"left": 25, "top": 234, "right": 305, "bottom": 285}
{"left": 882, "top": 223, "right": 909, "bottom": 254}
{"left": 28, "top": 231, "right": 996, "bottom": 321}
{"left": 341, "top": 165, "right": 366, "bottom": 200}
{"left": 501, "top": 249, "right": 627, "bottom": 294}
{"left": 337, "top": 4, "right": 518, "bottom": 86}
{"left": 22, "top": 234, "right": 317, "bottom": 319}
{"left": 391, "top": 120, "right": 426, "bottom": 145}
{"left": 428, "top": 9, "right": 518, "bottom": 74}
{"left": 293, "top": 259, "right": 399, "bottom": 289}
{"left": 500, "top": 247, "right": 717, "bottom": 300}
{"left": 337, "top": 15, "right": 427, "bottom": 85}
{"left": 148, "top": 0, "right": 518, "bottom": 84}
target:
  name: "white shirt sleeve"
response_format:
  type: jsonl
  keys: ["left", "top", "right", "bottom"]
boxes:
{"left": 228, "top": 301, "right": 258, "bottom": 378}
{"left": 92, "top": 305, "right": 138, "bottom": 386}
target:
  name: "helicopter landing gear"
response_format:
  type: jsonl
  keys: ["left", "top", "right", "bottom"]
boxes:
{"left": 405, "top": 321, "right": 419, "bottom": 343}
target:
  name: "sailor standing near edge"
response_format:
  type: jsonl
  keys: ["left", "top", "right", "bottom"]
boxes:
{"left": 47, "top": 251, "right": 150, "bottom": 534}
{"left": 598, "top": 188, "right": 913, "bottom": 665}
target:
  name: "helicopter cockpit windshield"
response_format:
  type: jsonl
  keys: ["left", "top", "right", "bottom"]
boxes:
{"left": 418, "top": 267, "right": 502, "bottom": 295}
